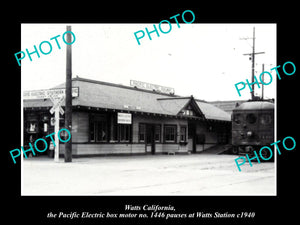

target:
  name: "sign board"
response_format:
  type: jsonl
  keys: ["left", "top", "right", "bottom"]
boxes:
{"left": 23, "top": 87, "right": 79, "bottom": 100}
{"left": 49, "top": 96, "right": 65, "bottom": 115}
{"left": 117, "top": 112, "right": 132, "bottom": 124}
{"left": 130, "top": 80, "right": 175, "bottom": 95}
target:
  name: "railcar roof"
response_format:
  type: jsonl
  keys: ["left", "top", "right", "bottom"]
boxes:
{"left": 233, "top": 101, "right": 274, "bottom": 111}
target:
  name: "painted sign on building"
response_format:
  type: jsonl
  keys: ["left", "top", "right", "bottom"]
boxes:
{"left": 117, "top": 113, "right": 132, "bottom": 124}
{"left": 23, "top": 87, "right": 79, "bottom": 100}
{"left": 130, "top": 80, "right": 175, "bottom": 95}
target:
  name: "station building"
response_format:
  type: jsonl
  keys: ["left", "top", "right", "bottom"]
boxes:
{"left": 23, "top": 77, "right": 231, "bottom": 157}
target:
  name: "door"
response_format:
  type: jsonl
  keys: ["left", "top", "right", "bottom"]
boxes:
{"left": 146, "top": 124, "right": 155, "bottom": 154}
{"left": 188, "top": 123, "right": 196, "bottom": 153}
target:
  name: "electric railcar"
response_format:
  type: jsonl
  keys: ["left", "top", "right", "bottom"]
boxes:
{"left": 231, "top": 100, "right": 274, "bottom": 159}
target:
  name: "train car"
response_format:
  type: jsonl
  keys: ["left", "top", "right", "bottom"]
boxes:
{"left": 231, "top": 100, "right": 274, "bottom": 159}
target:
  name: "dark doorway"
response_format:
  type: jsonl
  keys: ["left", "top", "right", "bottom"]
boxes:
{"left": 146, "top": 124, "right": 155, "bottom": 154}
{"left": 188, "top": 123, "right": 196, "bottom": 153}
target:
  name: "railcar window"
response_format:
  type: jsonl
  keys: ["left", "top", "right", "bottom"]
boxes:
{"left": 246, "top": 113, "right": 256, "bottom": 124}
{"left": 233, "top": 114, "right": 241, "bottom": 124}
{"left": 260, "top": 114, "right": 272, "bottom": 125}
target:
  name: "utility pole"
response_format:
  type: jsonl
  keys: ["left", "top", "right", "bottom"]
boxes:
{"left": 261, "top": 63, "right": 264, "bottom": 100}
{"left": 241, "top": 27, "right": 265, "bottom": 100}
{"left": 65, "top": 25, "right": 72, "bottom": 162}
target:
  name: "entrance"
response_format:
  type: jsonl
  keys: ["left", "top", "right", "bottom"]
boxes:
{"left": 188, "top": 123, "right": 196, "bottom": 153}
{"left": 145, "top": 124, "right": 155, "bottom": 154}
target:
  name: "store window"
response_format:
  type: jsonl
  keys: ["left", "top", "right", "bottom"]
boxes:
{"left": 180, "top": 126, "right": 187, "bottom": 142}
{"left": 164, "top": 125, "right": 177, "bottom": 143}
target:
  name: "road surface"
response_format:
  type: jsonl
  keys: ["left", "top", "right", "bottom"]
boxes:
{"left": 22, "top": 153, "right": 275, "bottom": 195}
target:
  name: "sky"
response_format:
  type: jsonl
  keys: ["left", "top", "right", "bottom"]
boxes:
{"left": 21, "top": 23, "right": 276, "bottom": 101}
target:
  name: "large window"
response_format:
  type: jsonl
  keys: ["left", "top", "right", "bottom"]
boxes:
{"left": 90, "top": 113, "right": 132, "bottom": 143}
{"left": 119, "top": 124, "right": 131, "bottom": 142}
{"left": 90, "top": 114, "right": 108, "bottom": 142}
{"left": 164, "top": 125, "right": 177, "bottom": 143}
{"left": 139, "top": 124, "right": 161, "bottom": 143}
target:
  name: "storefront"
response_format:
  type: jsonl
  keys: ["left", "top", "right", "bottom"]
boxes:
{"left": 23, "top": 77, "right": 231, "bottom": 157}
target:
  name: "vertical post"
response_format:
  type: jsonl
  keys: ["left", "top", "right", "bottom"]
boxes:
{"left": 261, "top": 63, "right": 265, "bottom": 100}
{"left": 251, "top": 27, "right": 255, "bottom": 100}
{"left": 65, "top": 25, "right": 72, "bottom": 162}
{"left": 54, "top": 107, "right": 60, "bottom": 162}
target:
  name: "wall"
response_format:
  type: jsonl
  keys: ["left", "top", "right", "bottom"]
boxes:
{"left": 60, "top": 111, "right": 189, "bottom": 156}
{"left": 59, "top": 111, "right": 229, "bottom": 156}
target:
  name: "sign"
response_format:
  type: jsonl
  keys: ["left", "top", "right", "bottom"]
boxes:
{"left": 130, "top": 80, "right": 175, "bottom": 95}
{"left": 49, "top": 96, "right": 65, "bottom": 115}
{"left": 117, "top": 113, "right": 132, "bottom": 124}
{"left": 23, "top": 87, "right": 79, "bottom": 100}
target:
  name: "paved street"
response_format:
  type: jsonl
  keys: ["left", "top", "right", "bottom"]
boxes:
{"left": 22, "top": 153, "right": 275, "bottom": 195}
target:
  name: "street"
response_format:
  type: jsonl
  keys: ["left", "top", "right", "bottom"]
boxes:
{"left": 22, "top": 152, "right": 275, "bottom": 195}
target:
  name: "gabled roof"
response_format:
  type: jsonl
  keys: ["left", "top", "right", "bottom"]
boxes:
{"left": 196, "top": 100, "right": 231, "bottom": 121}
{"left": 23, "top": 77, "right": 231, "bottom": 121}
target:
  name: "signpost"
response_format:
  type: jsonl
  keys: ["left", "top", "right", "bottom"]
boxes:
{"left": 49, "top": 96, "right": 65, "bottom": 162}
{"left": 23, "top": 88, "right": 78, "bottom": 162}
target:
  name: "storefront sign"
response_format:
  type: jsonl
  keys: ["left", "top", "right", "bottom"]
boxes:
{"left": 130, "top": 80, "right": 175, "bottom": 95}
{"left": 117, "top": 113, "right": 132, "bottom": 124}
{"left": 23, "top": 87, "right": 79, "bottom": 100}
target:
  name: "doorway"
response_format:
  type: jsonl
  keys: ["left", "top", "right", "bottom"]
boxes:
{"left": 188, "top": 123, "right": 196, "bottom": 153}
{"left": 145, "top": 124, "right": 155, "bottom": 154}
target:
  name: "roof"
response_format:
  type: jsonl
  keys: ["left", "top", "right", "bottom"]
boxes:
{"left": 233, "top": 101, "right": 274, "bottom": 111}
{"left": 209, "top": 100, "right": 248, "bottom": 114}
{"left": 23, "top": 77, "right": 231, "bottom": 121}
{"left": 196, "top": 100, "right": 231, "bottom": 121}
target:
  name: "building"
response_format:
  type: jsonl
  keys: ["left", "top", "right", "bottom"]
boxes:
{"left": 23, "top": 77, "right": 231, "bottom": 157}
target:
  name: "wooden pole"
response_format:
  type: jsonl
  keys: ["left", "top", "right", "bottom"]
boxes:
{"left": 251, "top": 27, "right": 255, "bottom": 100}
{"left": 65, "top": 25, "right": 72, "bottom": 162}
{"left": 54, "top": 107, "right": 60, "bottom": 162}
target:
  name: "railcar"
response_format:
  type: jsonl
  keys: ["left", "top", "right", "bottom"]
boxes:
{"left": 231, "top": 100, "right": 274, "bottom": 159}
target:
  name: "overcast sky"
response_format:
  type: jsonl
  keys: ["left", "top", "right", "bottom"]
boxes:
{"left": 21, "top": 23, "right": 276, "bottom": 101}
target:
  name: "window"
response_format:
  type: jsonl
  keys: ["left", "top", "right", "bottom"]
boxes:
{"left": 139, "top": 124, "right": 161, "bottom": 143}
{"left": 182, "top": 109, "right": 195, "bottom": 116}
{"left": 233, "top": 113, "right": 241, "bottom": 125}
{"left": 164, "top": 125, "right": 177, "bottom": 143}
{"left": 246, "top": 113, "right": 257, "bottom": 124}
{"left": 27, "top": 121, "right": 38, "bottom": 133}
{"left": 180, "top": 126, "right": 187, "bottom": 142}
{"left": 119, "top": 124, "right": 131, "bottom": 142}
{"left": 260, "top": 114, "right": 272, "bottom": 125}
{"left": 139, "top": 124, "right": 146, "bottom": 142}
{"left": 90, "top": 114, "right": 107, "bottom": 142}
{"left": 154, "top": 125, "right": 161, "bottom": 142}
